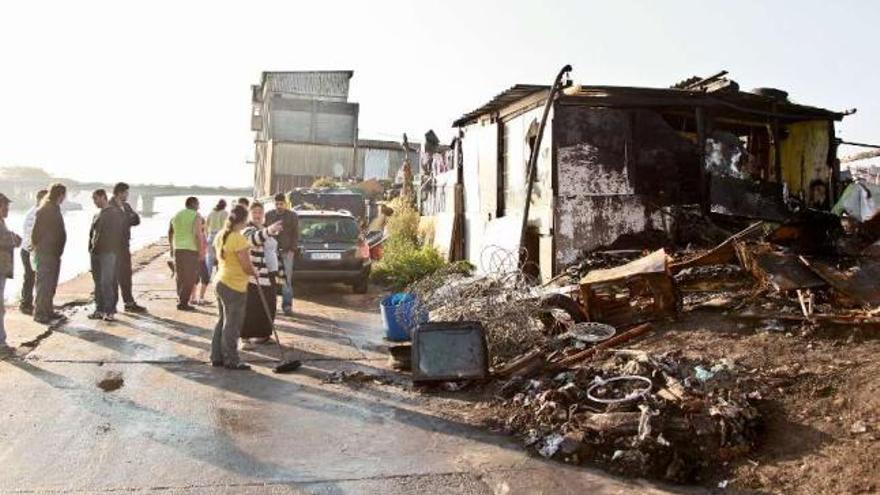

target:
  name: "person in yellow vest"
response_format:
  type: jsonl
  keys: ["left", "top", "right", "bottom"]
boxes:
{"left": 168, "top": 197, "right": 204, "bottom": 311}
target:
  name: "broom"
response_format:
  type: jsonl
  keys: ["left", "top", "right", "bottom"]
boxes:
{"left": 254, "top": 280, "right": 302, "bottom": 373}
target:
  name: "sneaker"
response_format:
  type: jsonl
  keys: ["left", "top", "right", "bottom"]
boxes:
{"left": 87, "top": 311, "right": 105, "bottom": 320}
{"left": 176, "top": 303, "right": 195, "bottom": 311}
{"left": 33, "top": 315, "right": 54, "bottom": 325}
{"left": 282, "top": 307, "right": 294, "bottom": 317}
{"left": 224, "top": 363, "right": 251, "bottom": 371}
{"left": 102, "top": 313, "right": 116, "bottom": 322}
{"left": 19, "top": 305, "right": 34, "bottom": 315}
{"left": 125, "top": 303, "right": 147, "bottom": 313}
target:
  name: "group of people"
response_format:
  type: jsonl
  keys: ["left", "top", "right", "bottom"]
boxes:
{"left": 167, "top": 193, "right": 300, "bottom": 370}
{"left": 0, "top": 184, "right": 299, "bottom": 368}
{"left": 0, "top": 182, "right": 145, "bottom": 352}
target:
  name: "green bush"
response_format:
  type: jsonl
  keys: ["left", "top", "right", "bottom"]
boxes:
{"left": 372, "top": 238, "right": 445, "bottom": 291}
{"left": 384, "top": 198, "right": 419, "bottom": 244}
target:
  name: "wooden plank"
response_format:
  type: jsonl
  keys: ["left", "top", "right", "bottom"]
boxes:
{"left": 800, "top": 257, "right": 880, "bottom": 307}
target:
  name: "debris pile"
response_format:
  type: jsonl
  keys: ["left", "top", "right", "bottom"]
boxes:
{"left": 390, "top": 206, "right": 880, "bottom": 487}
{"left": 491, "top": 350, "right": 761, "bottom": 482}
{"left": 405, "top": 248, "right": 553, "bottom": 363}
{"left": 323, "top": 370, "right": 393, "bottom": 386}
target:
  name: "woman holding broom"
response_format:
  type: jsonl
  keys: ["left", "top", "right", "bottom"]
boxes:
{"left": 241, "top": 201, "right": 283, "bottom": 345}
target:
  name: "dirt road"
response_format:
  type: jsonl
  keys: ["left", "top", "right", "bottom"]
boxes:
{"left": 0, "top": 243, "right": 689, "bottom": 494}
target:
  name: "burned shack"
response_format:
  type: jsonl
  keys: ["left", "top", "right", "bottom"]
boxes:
{"left": 424, "top": 72, "right": 848, "bottom": 282}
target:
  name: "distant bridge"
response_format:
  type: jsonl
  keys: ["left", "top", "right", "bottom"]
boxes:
{"left": 7, "top": 179, "right": 252, "bottom": 215}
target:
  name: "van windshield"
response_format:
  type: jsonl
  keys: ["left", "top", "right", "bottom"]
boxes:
{"left": 299, "top": 217, "right": 360, "bottom": 243}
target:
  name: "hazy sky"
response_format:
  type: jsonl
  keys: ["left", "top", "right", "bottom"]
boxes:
{"left": 1, "top": 0, "right": 877, "bottom": 187}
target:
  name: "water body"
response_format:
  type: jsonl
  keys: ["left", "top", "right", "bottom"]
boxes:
{"left": 3, "top": 194, "right": 226, "bottom": 303}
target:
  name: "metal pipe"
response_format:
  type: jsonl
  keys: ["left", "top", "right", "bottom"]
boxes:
{"left": 838, "top": 139, "right": 880, "bottom": 150}
{"left": 519, "top": 64, "right": 572, "bottom": 256}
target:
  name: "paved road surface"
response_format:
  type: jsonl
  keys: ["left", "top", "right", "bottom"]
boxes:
{"left": 0, "top": 245, "right": 693, "bottom": 494}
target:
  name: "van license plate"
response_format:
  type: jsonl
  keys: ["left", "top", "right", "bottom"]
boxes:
{"left": 311, "top": 252, "right": 342, "bottom": 260}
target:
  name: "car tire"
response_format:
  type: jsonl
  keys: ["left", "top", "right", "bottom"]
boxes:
{"left": 352, "top": 277, "right": 369, "bottom": 294}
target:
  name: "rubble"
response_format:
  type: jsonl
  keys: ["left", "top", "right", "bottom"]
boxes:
{"left": 397, "top": 204, "right": 880, "bottom": 487}
{"left": 489, "top": 350, "right": 760, "bottom": 482}
{"left": 323, "top": 370, "right": 393, "bottom": 386}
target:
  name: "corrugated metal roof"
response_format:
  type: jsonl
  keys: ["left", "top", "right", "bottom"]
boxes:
{"left": 260, "top": 71, "right": 354, "bottom": 102}
{"left": 452, "top": 84, "right": 549, "bottom": 127}
{"left": 560, "top": 85, "right": 845, "bottom": 121}
{"left": 453, "top": 80, "right": 846, "bottom": 127}
{"left": 357, "top": 139, "right": 420, "bottom": 152}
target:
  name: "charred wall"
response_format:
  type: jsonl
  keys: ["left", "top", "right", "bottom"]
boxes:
{"left": 553, "top": 105, "right": 700, "bottom": 268}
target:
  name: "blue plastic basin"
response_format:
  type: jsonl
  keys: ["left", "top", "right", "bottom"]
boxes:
{"left": 380, "top": 293, "right": 425, "bottom": 342}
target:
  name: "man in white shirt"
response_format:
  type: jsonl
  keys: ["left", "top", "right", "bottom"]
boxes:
{"left": 18, "top": 189, "right": 47, "bottom": 315}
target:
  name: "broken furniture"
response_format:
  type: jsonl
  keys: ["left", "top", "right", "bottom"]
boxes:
{"left": 734, "top": 242, "right": 827, "bottom": 318}
{"left": 579, "top": 249, "right": 677, "bottom": 327}
{"left": 411, "top": 321, "right": 489, "bottom": 383}
{"left": 736, "top": 244, "right": 825, "bottom": 292}
{"left": 670, "top": 222, "right": 764, "bottom": 273}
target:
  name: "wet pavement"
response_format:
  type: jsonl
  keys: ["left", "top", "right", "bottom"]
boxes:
{"left": 0, "top": 243, "right": 693, "bottom": 494}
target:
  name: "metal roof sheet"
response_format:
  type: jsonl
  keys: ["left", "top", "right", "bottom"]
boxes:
{"left": 453, "top": 80, "right": 846, "bottom": 127}
{"left": 452, "top": 84, "right": 549, "bottom": 127}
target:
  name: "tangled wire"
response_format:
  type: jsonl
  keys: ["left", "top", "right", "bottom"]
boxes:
{"left": 404, "top": 245, "right": 548, "bottom": 363}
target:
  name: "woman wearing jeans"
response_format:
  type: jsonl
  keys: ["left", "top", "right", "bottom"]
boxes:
{"left": 211, "top": 205, "right": 256, "bottom": 370}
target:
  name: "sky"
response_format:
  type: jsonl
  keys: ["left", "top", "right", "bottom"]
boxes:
{"left": 1, "top": 0, "right": 877, "bottom": 188}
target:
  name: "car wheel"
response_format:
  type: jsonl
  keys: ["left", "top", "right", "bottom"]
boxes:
{"left": 352, "top": 277, "right": 369, "bottom": 294}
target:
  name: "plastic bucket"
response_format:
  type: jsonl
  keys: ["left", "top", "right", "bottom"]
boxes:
{"left": 380, "top": 292, "right": 423, "bottom": 342}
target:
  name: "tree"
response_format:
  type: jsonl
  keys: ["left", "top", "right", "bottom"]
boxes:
{"left": 0, "top": 166, "right": 52, "bottom": 180}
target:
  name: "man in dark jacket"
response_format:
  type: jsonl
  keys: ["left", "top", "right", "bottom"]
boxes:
{"left": 31, "top": 183, "right": 67, "bottom": 324}
{"left": 0, "top": 192, "right": 22, "bottom": 351}
{"left": 112, "top": 182, "right": 147, "bottom": 313}
{"left": 265, "top": 192, "right": 298, "bottom": 316}
{"left": 88, "top": 189, "right": 125, "bottom": 322}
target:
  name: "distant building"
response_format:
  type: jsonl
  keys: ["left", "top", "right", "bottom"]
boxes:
{"left": 251, "top": 71, "right": 358, "bottom": 196}
{"left": 842, "top": 149, "right": 880, "bottom": 185}
{"left": 251, "top": 71, "right": 416, "bottom": 197}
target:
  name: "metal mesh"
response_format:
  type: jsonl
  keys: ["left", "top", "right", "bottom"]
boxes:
{"left": 405, "top": 245, "right": 546, "bottom": 363}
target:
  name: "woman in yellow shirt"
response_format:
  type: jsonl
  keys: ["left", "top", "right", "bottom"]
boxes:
{"left": 211, "top": 205, "right": 257, "bottom": 370}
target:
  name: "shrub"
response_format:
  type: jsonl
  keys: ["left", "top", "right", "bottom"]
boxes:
{"left": 384, "top": 197, "right": 420, "bottom": 244}
{"left": 372, "top": 238, "right": 446, "bottom": 290}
